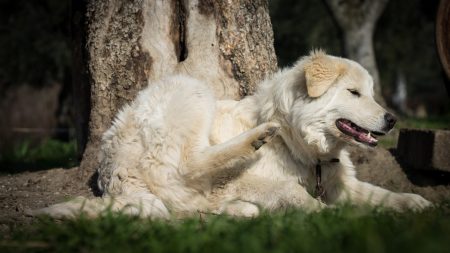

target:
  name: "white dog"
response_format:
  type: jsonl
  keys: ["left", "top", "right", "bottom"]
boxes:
{"left": 37, "top": 51, "right": 431, "bottom": 218}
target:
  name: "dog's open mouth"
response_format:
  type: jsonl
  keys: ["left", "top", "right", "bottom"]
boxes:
{"left": 335, "top": 119, "right": 384, "bottom": 147}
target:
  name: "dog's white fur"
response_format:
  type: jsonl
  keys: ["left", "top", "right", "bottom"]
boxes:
{"left": 37, "top": 51, "right": 431, "bottom": 218}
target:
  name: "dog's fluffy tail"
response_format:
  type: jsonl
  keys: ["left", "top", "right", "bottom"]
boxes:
{"left": 29, "top": 194, "right": 170, "bottom": 219}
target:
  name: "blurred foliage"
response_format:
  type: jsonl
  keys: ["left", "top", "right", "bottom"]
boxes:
{"left": 270, "top": 0, "right": 448, "bottom": 115}
{"left": 2, "top": 203, "right": 450, "bottom": 253}
{"left": 397, "top": 114, "right": 450, "bottom": 130}
{"left": 269, "top": 0, "right": 341, "bottom": 67}
{"left": 375, "top": 0, "right": 446, "bottom": 101}
{"left": 0, "top": 139, "right": 77, "bottom": 172}
{"left": 0, "top": 0, "right": 70, "bottom": 89}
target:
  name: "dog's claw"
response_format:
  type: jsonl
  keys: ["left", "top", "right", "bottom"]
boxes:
{"left": 252, "top": 124, "right": 280, "bottom": 150}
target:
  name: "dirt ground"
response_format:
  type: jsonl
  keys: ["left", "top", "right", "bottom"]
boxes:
{"left": 350, "top": 146, "right": 450, "bottom": 202}
{"left": 1, "top": 147, "right": 449, "bottom": 233}
{"left": 0, "top": 167, "right": 94, "bottom": 233}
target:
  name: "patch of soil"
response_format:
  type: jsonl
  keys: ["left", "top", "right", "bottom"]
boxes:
{"left": 350, "top": 146, "right": 450, "bottom": 203}
{"left": 0, "top": 147, "right": 449, "bottom": 234}
{"left": 0, "top": 167, "right": 94, "bottom": 233}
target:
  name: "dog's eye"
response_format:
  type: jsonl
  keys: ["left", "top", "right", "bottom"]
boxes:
{"left": 347, "top": 89, "right": 361, "bottom": 97}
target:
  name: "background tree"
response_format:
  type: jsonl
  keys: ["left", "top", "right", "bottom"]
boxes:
{"left": 74, "top": 0, "right": 278, "bottom": 181}
{"left": 324, "top": 0, "right": 389, "bottom": 104}
{"left": 375, "top": 0, "right": 446, "bottom": 115}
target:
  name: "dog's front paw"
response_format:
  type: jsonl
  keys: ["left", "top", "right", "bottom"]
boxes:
{"left": 398, "top": 193, "right": 432, "bottom": 211}
{"left": 251, "top": 122, "right": 281, "bottom": 150}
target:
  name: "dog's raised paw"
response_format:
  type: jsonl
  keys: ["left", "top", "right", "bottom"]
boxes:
{"left": 251, "top": 123, "right": 280, "bottom": 150}
{"left": 251, "top": 140, "right": 266, "bottom": 150}
{"left": 266, "top": 126, "right": 279, "bottom": 137}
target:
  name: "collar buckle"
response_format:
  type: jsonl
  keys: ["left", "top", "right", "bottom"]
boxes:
{"left": 313, "top": 158, "right": 339, "bottom": 201}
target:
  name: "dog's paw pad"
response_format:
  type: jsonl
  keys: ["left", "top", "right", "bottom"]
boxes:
{"left": 251, "top": 140, "right": 266, "bottom": 150}
{"left": 265, "top": 126, "right": 280, "bottom": 138}
{"left": 258, "top": 125, "right": 280, "bottom": 140}
{"left": 252, "top": 124, "right": 280, "bottom": 150}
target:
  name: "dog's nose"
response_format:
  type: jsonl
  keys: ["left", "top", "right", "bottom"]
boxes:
{"left": 384, "top": 113, "right": 397, "bottom": 130}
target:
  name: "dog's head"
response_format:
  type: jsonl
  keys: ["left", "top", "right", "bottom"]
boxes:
{"left": 262, "top": 50, "right": 396, "bottom": 153}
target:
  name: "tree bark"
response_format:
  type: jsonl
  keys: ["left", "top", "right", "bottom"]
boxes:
{"left": 74, "top": 0, "right": 277, "bottom": 183}
{"left": 324, "top": 0, "right": 389, "bottom": 104}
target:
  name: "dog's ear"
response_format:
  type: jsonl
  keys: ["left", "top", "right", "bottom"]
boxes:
{"left": 304, "top": 50, "right": 345, "bottom": 97}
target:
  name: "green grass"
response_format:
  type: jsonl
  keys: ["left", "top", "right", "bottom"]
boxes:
{"left": 397, "top": 115, "right": 450, "bottom": 130}
{"left": 0, "top": 139, "right": 78, "bottom": 172}
{"left": 2, "top": 204, "right": 450, "bottom": 253}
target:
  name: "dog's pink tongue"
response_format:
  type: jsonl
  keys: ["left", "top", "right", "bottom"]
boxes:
{"left": 356, "top": 132, "right": 377, "bottom": 145}
{"left": 340, "top": 122, "right": 356, "bottom": 133}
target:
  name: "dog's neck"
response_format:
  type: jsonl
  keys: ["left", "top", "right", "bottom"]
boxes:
{"left": 239, "top": 98, "right": 343, "bottom": 168}
{"left": 243, "top": 63, "right": 343, "bottom": 167}
{"left": 279, "top": 121, "right": 343, "bottom": 167}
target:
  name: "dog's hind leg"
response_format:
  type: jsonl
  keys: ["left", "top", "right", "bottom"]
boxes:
{"left": 183, "top": 122, "right": 280, "bottom": 182}
{"left": 109, "top": 192, "right": 170, "bottom": 218}
{"left": 31, "top": 191, "right": 170, "bottom": 219}
{"left": 161, "top": 79, "right": 280, "bottom": 183}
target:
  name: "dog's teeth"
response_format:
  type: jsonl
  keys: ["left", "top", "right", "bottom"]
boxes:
{"left": 367, "top": 132, "right": 371, "bottom": 138}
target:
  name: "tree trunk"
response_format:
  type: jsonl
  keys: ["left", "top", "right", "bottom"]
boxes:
{"left": 74, "top": 0, "right": 277, "bottom": 183}
{"left": 324, "top": 0, "right": 388, "bottom": 104}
